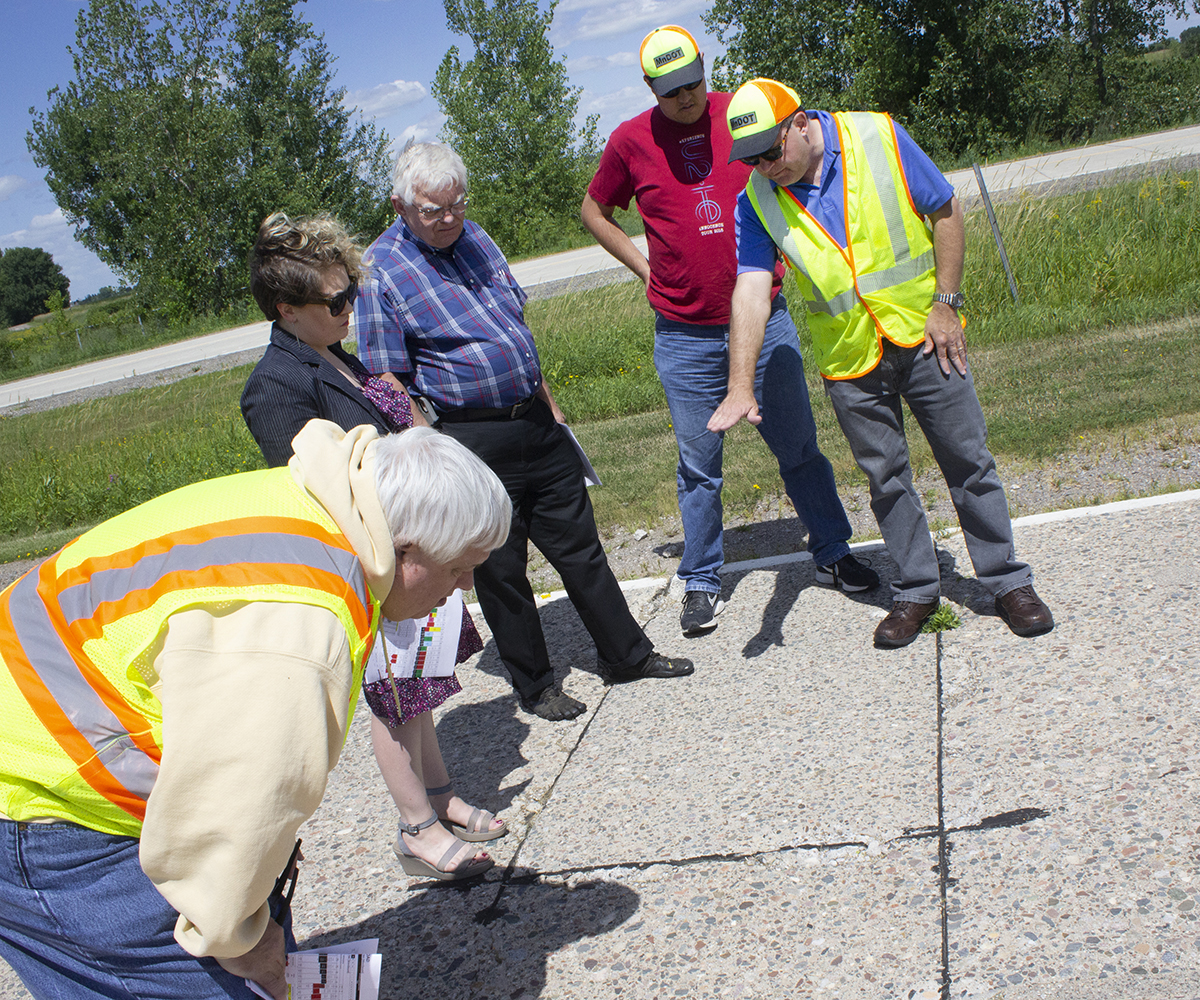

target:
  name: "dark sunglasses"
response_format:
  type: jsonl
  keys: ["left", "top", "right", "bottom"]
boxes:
{"left": 308, "top": 276, "right": 358, "bottom": 316}
{"left": 740, "top": 124, "right": 789, "bottom": 167}
{"left": 662, "top": 79, "right": 703, "bottom": 100}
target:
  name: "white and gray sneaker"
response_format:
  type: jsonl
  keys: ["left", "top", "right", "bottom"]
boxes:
{"left": 679, "top": 591, "right": 726, "bottom": 635}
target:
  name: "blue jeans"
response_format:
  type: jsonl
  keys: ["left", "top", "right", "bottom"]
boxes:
{"left": 823, "top": 340, "right": 1032, "bottom": 603}
{"left": 653, "top": 296, "right": 852, "bottom": 593}
{"left": 0, "top": 820, "right": 295, "bottom": 1000}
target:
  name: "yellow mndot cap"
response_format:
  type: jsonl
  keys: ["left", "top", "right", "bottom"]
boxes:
{"left": 640, "top": 25, "right": 704, "bottom": 96}
{"left": 726, "top": 78, "right": 801, "bottom": 163}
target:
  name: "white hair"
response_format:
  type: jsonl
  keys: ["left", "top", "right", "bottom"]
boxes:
{"left": 391, "top": 142, "right": 468, "bottom": 204}
{"left": 373, "top": 427, "right": 510, "bottom": 563}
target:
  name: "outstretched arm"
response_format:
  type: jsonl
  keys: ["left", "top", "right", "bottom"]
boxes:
{"left": 707, "top": 269, "right": 774, "bottom": 431}
{"left": 923, "top": 196, "right": 967, "bottom": 377}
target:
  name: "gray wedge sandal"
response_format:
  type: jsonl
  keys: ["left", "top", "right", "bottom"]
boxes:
{"left": 425, "top": 783, "right": 508, "bottom": 843}
{"left": 392, "top": 814, "right": 494, "bottom": 881}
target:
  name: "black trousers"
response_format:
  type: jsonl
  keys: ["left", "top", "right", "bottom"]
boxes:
{"left": 440, "top": 400, "right": 652, "bottom": 698}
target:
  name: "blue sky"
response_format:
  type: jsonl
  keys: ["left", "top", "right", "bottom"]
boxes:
{"left": 1, "top": 0, "right": 1195, "bottom": 299}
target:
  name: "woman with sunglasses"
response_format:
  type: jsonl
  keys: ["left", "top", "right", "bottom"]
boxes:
{"left": 241, "top": 212, "right": 506, "bottom": 881}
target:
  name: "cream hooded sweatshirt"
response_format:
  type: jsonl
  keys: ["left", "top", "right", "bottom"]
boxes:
{"left": 137, "top": 420, "right": 394, "bottom": 958}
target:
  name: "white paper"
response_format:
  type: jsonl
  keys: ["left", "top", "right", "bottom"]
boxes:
{"left": 561, "top": 424, "right": 602, "bottom": 487}
{"left": 365, "top": 590, "right": 463, "bottom": 682}
{"left": 246, "top": 937, "right": 381, "bottom": 1000}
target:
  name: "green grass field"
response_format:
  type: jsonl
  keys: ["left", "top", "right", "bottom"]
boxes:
{"left": 1, "top": 169, "right": 1197, "bottom": 562}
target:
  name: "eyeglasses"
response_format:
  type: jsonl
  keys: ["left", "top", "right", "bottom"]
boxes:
{"left": 415, "top": 196, "right": 469, "bottom": 221}
{"left": 662, "top": 79, "right": 703, "bottom": 100}
{"left": 307, "top": 276, "right": 358, "bottom": 316}
{"left": 740, "top": 123, "right": 789, "bottom": 167}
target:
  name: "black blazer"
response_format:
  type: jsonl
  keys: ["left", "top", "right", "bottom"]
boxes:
{"left": 240, "top": 324, "right": 394, "bottom": 467}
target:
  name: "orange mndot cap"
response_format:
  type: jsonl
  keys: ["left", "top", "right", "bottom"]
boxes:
{"left": 640, "top": 25, "right": 704, "bottom": 96}
{"left": 726, "top": 78, "right": 801, "bottom": 163}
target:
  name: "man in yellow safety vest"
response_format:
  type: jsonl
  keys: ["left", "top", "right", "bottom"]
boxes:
{"left": 0, "top": 421, "right": 510, "bottom": 1000}
{"left": 709, "top": 78, "right": 1053, "bottom": 648}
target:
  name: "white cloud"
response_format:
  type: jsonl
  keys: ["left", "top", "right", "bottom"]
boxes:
{"left": 390, "top": 111, "right": 448, "bottom": 152}
{"left": 569, "top": 50, "right": 638, "bottom": 73}
{"left": 345, "top": 79, "right": 427, "bottom": 119}
{"left": 579, "top": 85, "right": 657, "bottom": 141}
{"left": 0, "top": 175, "right": 30, "bottom": 202}
{"left": 553, "top": 0, "right": 709, "bottom": 44}
{"left": 582, "top": 85, "right": 653, "bottom": 118}
{"left": 3, "top": 207, "right": 123, "bottom": 300}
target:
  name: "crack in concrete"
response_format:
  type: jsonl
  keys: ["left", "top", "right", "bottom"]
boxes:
{"left": 474, "top": 683, "right": 616, "bottom": 924}
{"left": 936, "top": 631, "right": 952, "bottom": 1000}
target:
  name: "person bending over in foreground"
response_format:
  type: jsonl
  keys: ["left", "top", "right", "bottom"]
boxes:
{"left": 0, "top": 422, "right": 510, "bottom": 998}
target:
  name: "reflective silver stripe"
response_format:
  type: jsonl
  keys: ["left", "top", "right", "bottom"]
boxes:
{"left": 807, "top": 287, "right": 859, "bottom": 317}
{"left": 57, "top": 533, "right": 367, "bottom": 627}
{"left": 855, "top": 250, "right": 935, "bottom": 296}
{"left": 749, "top": 172, "right": 812, "bottom": 281}
{"left": 846, "top": 113, "right": 909, "bottom": 265}
{"left": 6, "top": 571, "right": 158, "bottom": 800}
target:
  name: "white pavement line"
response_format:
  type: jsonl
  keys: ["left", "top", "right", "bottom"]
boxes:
{"left": 491, "top": 488, "right": 1200, "bottom": 610}
{"left": 1010, "top": 487, "right": 1200, "bottom": 526}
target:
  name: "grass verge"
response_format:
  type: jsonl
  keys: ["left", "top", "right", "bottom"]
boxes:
{"left": 2, "top": 171, "right": 1198, "bottom": 552}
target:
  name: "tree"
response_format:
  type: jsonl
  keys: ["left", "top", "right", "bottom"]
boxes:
{"left": 27, "top": 0, "right": 392, "bottom": 318}
{"left": 705, "top": 0, "right": 862, "bottom": 108}
{"left": 1183, "top": 24, "right": 1200, "bottom": 57}
{"left": 703, "top": 0, "right": 1199, "bottom": 155}
{"left": 0, "top": 247, "right": 70, "bottom": 326}
{"left": 432, "top": 0, "right": 599, "bottom": 257}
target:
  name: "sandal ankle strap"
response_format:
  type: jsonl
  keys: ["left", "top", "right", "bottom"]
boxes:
{"left": 424, "top": 783, "right": 454, "bottom": 797}
{"left": 397, "top": 813, "right": 441, "bottom": 838}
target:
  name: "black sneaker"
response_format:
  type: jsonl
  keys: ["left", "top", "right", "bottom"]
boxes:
{"left": 679, "top": 591, "right": 725, "bottom": 635}
{"left": 814, "top": 554, "right": 880, "bottom": 593}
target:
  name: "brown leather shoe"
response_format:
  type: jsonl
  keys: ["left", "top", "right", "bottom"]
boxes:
{"left": 995, "top": 584, "right": 1054, "bottom": 637}
{"left": 873, "top": 601, "right": 937, "bottom": 648}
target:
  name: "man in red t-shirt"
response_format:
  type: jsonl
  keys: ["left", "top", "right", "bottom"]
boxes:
{"left": 581, "top": 25, "right": 877, "bottom": 636}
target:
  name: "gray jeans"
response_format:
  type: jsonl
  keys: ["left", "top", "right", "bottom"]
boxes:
{"left": 824, "top": 341, "right": 1032, "bottom": 603}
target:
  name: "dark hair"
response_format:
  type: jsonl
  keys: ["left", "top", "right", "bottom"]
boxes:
{"left": 249, "top": 212, "right": 364, "bottom": 320}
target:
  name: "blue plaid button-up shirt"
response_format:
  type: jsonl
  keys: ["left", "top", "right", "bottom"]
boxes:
{"left": 352, "top": 217, "right": 543, "bottom": 410}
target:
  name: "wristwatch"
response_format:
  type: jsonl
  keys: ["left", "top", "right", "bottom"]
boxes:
{"left": 933, "top": 291, "right": 964, "bottom": 310}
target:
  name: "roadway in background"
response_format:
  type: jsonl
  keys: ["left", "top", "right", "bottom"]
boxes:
{"left": 3, "top": 123, "right": 1198, "bottom": 410}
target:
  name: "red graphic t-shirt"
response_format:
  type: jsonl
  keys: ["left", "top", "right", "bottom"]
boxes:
{"left": 588, "top": 91, "right": 782, "bottom": 326}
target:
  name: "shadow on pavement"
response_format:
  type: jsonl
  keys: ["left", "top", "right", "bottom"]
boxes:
{"left": 299, "top": 877, "right": 639, "bottom": 999}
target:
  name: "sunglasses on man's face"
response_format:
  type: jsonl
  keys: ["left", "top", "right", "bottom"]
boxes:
{"left": 662, "top": 79, "right": 702, "bottom": 100}
{"left": 308, "top": 276, "right": 358, "bottom": 316}
{"left": 740, "top": 124, "right": 789, "bottom": 167}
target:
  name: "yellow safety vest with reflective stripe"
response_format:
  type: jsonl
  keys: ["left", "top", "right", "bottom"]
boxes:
{"left": 0, "top": 467, "right": 380, "bottom": 837}
{"left": 745, "top": 111, "right": 939, "bottom": 380}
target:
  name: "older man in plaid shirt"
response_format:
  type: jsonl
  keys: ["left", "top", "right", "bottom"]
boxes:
{"left": 353, "top": 142, "right": 693, "bottom": 721}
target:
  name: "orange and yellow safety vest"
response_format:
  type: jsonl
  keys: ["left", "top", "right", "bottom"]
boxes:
{"left": 0, "top": 467, "right": 379, "bottom": 837}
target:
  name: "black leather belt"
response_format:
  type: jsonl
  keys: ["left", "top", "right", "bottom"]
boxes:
{"left": 435, "top": 395, "right": 538, "bottom": 423}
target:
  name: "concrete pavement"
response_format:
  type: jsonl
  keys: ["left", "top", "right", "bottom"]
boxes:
{"left": 5, "top": 124, "right": 1199, "bottom": 411}
{"left": 4, "top": 490, "right": 1196, "bottom": 999}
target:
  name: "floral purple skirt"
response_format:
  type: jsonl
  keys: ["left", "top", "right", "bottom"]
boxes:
{"left": 362, "top": 608, "right": 485, "bottom": 727}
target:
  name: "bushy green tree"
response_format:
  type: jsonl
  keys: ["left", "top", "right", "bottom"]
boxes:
{"left": 432, "top": 0, "right": 599, "bottom": 257}
{"left": 705, "top": 0, "right": 861, "bottom": 108}
{"left": 0, "top": 247, "right": 71, "bottom": 326}
{"left": 27, "top": 0, "right": 391, "bottom": 318}
{"left": 703, "top": 0, "right": 1199, "bottom": 157}
{"left": 1183, "top": 24, "right": 1200, "bottom": 57}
